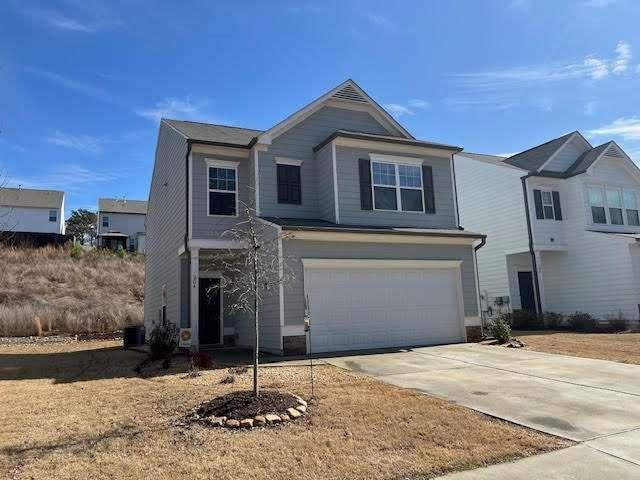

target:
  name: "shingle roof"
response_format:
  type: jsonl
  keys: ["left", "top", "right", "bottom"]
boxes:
{"left": 313, "top": 130, "right": 462, "bottom": 153}
{"left": 163, "top": 119, "right": 262, "bottom": 147}
{"left": 564, "top": 142, "right": 611, "bottom": 176}
{"left": 98, "top": 198, "right": 147, "bottom": 215}
{"left": 0, "top": 188, "right": 64, "bottom": 209}
{"left": 503, "top": 131, "right": 577, "bottom": 171}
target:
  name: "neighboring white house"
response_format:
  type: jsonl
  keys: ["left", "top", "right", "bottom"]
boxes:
{"left": 97, "top": 198, "right": 147, "bottom": 252}
{"left": 455, "top": 131, "right": 640, "bottom": 325}
{"left": 0, "top": 187, "right": 65, "bottom": 234}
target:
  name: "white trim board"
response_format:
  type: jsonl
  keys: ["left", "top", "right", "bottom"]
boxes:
{"left": 331, "top": 141, "right": 340, "bottom": 223}
{"left": 275, "top": 156, "right": 304, "bottom": 166}
{"left": 301, "top": 258, "right": 463, "bottom": 269}
{"left": 191, "top": 144, "right": 250, "bottom": 158}
{"left": 290, "top": 230, "right": 480, "bottom": 246}
{"left": 369, "top": 153, "right": 424, "bottom": 166}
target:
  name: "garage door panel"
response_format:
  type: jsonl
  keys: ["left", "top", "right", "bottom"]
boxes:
{"left": 305, "top": 264, "right": 463, "bottom": 353}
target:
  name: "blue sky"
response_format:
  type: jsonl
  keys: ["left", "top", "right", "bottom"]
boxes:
{"left": 1, "top": 0, "right": 639, "bottom": 216}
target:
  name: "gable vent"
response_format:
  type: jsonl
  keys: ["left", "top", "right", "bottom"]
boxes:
{"left": 605, "top": 144, "right": 624, "bottom": 158}
{"left": 332, "top": 84, "right": 368, "bottom": 103}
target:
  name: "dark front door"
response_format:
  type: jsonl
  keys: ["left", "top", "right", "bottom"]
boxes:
{"left": 199, "top": 277, "right": 221, "bottom": 345}
{"left": 518, "top": 271, "right": 536, "bottom": 312}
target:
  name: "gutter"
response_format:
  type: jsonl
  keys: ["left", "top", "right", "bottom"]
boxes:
{"left": 520, "top": 174, "right": 543, "bottom": 315}
{"left": 473, "top": 236, "right": 486, "bottom": 333}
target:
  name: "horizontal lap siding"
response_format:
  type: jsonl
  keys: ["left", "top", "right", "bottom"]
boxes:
{"left": 282, "top": 239, "right": 479, "bottom": 328}
{"left": 315, "top": 144, "right": 335, "bottom": 222}
{"left": 99, "top": 213, "right": 145, "bottom": 238}
{"left": 259, "top": 106, "right": 392, "bottom": 219}
{"left": 144, "top": 124, "right": 187, "bottom": 334}
{"left": 338, "top": 147, "right": 457, "bottom": 228}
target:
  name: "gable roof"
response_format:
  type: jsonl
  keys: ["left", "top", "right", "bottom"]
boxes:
{"left": 98, "top": 198, "right": 147, "bottom": 215}
{"left": 0, "top": 188, "right": 64, "bottom": 209}
{"left": 163, "top": 119, "right": 262, "bottom": 147}
{"left": 314, "top": 130, "right": 461, "bottom": 153}
{"left": 502, "top": 131, "right": 578, "bottom": 171}
{"left": 564, "top": 142, "right": 612, "bottom": 176}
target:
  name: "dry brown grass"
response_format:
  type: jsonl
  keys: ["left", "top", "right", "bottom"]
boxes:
{"left": 0, "top": 246, "right": 144, "bottom": 337}
{"left": 0, "top": 340, "right": 570, "bottom": 480}
{"left": 515, "top": 330, "right": 640, "bottom": 365}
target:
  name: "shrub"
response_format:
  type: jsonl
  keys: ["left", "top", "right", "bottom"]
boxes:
{"left": 148, "top": 316, "right": 178, "bottom": 366}
{"left": 511, "top": 309, "right": 544, "bottom": 330}
{"left": 543, "top": 311, "right": 564, "bottom": 330}
{"left": 567, "top": 312, "right": 599, "bottom": 332}
{"left": 607, "top": 313, "right": 628, "bottom": 332}
{"left": 116, "top": 246, "right": 127, "bottom": 258}
{"left": 489, "top": 313, "right": 511, "bottom": 344}
{"left": 70, "top": 242, "right": 83, "bottom": 260}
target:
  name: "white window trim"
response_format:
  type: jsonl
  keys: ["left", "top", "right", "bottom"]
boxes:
{"left": 605, "top": 187, "right": 624, "bottom": 225}
{"left": 275, "top": 156, "right": 303, "bottom": 166}
{"left": 206, "top": 158, "right": 239, "bottom": 218}
{"left": 369, "top": 153, "right": 424, "bottom": 166}
{"left": 539, "top": 189, "right": 556, "bottom": 220}
{"left": 102, "top": 215, "right": 110, "bottom": 228}
{"left": 586, "top": 183, "right": 640, "bottom": 227}
{"left": 371, "top": 160, "right": 426, "bottom": 213}
{"left": 49, "top": 209, "right": 57, "bottom": 222}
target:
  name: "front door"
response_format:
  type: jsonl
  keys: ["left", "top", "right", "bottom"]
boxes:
{"left": 199, "top": 277, "right": 221, "bottom": 345}
{"left": 517, "top": 271, "right": 536, "bottom": 312}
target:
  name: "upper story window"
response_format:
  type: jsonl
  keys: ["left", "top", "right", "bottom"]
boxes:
{"left": 276, "top": 159, "right": 302, "bottom": 205}
{"left": 371, "top": 161, "right": 424, "bottom": 212}
{"left": 102, "top": 215, "right": 110, "bottom": 228}
{"left": 207, "top": 159, "right": 238, "bottom": 216}
{"left": 588, "top": 185, "right": 640, "bottom": 226}
{"left": 541, "top": 191, "right": 555, "bottom": 219}
{"left": 533, "top": 189, "right": 562, "bottom": 221}
{"left": 49, "top": 210, "right": 57, "bottom": 222}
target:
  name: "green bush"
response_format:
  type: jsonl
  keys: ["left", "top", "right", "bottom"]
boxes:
{"left": 70, "top": 243, "right": 83, "bottom": 260}
{"left": 567, "top": 312, "right": 599, "bottom": 332}
{"left": 511, "top": 309, "right": 544, "bottom": 330}
{"left": 116, "top": 246, "right": 127, "bottom": 258}
{"left": 489, "top": 313, "right": 511, "bottom": 344}
{"left": 543, "top": 311, "right": 564, "bottom": 330}
{"left": 149, "top": 316, "right": 178, "bottom": 367}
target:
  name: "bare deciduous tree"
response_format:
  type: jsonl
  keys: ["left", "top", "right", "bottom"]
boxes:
{"left": 202, "top": 201, "right": 294, "bottom": 397}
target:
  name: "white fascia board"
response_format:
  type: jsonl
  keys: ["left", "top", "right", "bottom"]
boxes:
{"left": 191, "top": 144, "right": 250, "bottom": 158}
{"left": 275, "top": 156, "right": 304, "bottom": 166}
{"left": 290, "top": 230, "right": 478, "bottom": 245}
{"left": 335, "top": 137, "right": 452, "bottom": 158}
{"left": 301, "top": 258, "right": 462, "bottom": 270}
{"left": 369, "top": 153, "right": 424, "bottom": 166}
{"left": 204, "top": 158, "right": 240, "bottom": 169}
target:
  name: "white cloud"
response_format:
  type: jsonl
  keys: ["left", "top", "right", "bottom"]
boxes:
{"left": 23, "top": 66, "right": 119, "bottom": 104}
{"left": 408, "top": 99, "right": 431, "bottom": 109}
{"left": 9, "top": 164, "right": 118, "bottom": 193}
{"left": 584, "top": 100, "right": 598, "bottom": 115}
{"left": 582, "top": 0, "right": 619, "bottom": 6}
{"left": 46, "top": 131, "right": 108, "bottom": 154}
{"left": 443, "top": 95, "right": 517, "bottom": 111}
{"left": 584, "top": 57, "right": 609, "bottom": 79}
{"left": 613, "top": 41, "right": 632, "bottom": 74}
{"left": 367, "top": 14, "right": 391, "bottom": 26}
{"left": 17, "top": 5, "right": 123, "bottom": 33}
{"left": 136, "top": 97, "right": 215, "bottom": 123}
{"left": 588, "top": 118, "right": 640, "bottom": 141}
{"left": 384, "top": 104, "right": 415, "bottom": 118}
{"left": 509, "top": 0, "right": 531, "bottom": 10}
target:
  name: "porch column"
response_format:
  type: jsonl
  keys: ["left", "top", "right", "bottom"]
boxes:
{"left": 190, "top": 247, "right": 200, "bottom": 350}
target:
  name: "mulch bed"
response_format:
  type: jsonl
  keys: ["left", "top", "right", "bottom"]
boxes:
{"left": 196, "top": 390, "right": 299, "bottom": 419}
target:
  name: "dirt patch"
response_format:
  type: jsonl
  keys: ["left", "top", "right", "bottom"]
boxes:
{"left": 195, "top": 390, "right": 300, "bottom": 419}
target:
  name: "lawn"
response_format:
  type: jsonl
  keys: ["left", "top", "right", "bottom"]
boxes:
{"left": 0, "top": 340, "right": 569, "bottom": 480}
{"left": 514, "top": 330, "right": 640, "bottom": 365}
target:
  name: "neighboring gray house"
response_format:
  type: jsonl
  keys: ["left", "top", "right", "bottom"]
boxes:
{"left": 97, "top": 198, "right": 147, "bottom": 252}
{"left": 0, "top": 187, "right": 65, "bottom": 234}
{"left": 144, "top": 79, "right": 485, "bottom": 354}
{"left": 456, "top": 131, "right": 640, "bottom": 325}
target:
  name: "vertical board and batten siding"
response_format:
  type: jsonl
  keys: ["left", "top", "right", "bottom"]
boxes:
{"left": 315, "top": 143, "right": 335, "bottom": 222}
{"left": 454, "top": 155, "right": 529, "bottom": 301}
{"left": 544, "top": 136, "right": 590, "bottom": 172}
{"left": 190, "top": 152, "right": 251, "bottom": 238}
{"left": 258, "top": 106, "right": 393, "bottom": 219}
{"left": 538, "top": 174, "right": 640, "bottom": 319}
{"left": 337, "top": 147, "right": 457, "bottom": 228}
{"left": 144, "top": 123, "right": 187, "bottom": 334}
{"left": 0, "top": 206, "right": 64, "bottom": 234}
{"left": 527, "top": 177, "right": 566, "bottom": 247}
{"left": 282, "top": 239, "right": 479, "bottom": 329}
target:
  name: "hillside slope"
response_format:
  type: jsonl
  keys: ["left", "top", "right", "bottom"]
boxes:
{"left": 0, "top": 246, "right": 144, "bottom": 337}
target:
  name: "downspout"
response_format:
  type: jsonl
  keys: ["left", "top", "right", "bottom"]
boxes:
{"left": 184, "top": 141, "right": 193, "bottom": 330}
{"left": 473, "top": 236, "right": 486, "bottom": 333}
{"left": 521, "top": 174, "right": 543, "bottom": 315}
{"left": 451, "top": 152, "right": 463, "bottom": 230}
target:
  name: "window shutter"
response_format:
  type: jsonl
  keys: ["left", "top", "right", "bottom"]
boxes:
{"left": 358, "top": 158, "right": 373, "bottom": 210}
{"left": 422, "top": 165, "right": 435, "bottom": 214}
{"left": 552, "top": 191, "right": 562, "bottom": 220}
{"left": 533, "top": 189, "right": 544, "bottom": 219}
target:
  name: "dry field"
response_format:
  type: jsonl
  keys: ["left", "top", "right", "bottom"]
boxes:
{"left": 0, "top": 246, "right": 143, "bottom": 337}
{"left": 515, "top": 330, "right": 640, "bottom": 365}
{"left": 0, "top": 340, "right": 569, "bottom": 480}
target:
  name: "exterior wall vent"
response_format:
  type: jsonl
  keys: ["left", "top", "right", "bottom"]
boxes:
{"left": 604, "top": 144, "right": 624, "bottom": 158}
{"left": 332, "top": 84, "right": 368, "bottom": 103}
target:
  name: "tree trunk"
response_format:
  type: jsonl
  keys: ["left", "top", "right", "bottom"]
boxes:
{"left": 253, "top": 253, "right": 259, "bottom": 397}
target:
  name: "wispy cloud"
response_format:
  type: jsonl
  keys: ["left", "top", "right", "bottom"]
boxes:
{"left": 581, "top": 0, "right": 620, "bottom": 7}
{"left": 46, "top": 131, "right": 108, "bottom": 154}
{"left": 384, "top": 98, "right": 431, "bottom": 117}
{"left": 23, "top": 66, "right": 116, "bottom": 103}
{"left": 9, "top": 164, "right": 118, "bottom": 193}
{"left": 367, "top": 14, "right": 392, "bottom": 26}
{"left": 613, "top": 41, "right": 632, "bottom": 73}
{"left": 136, "top": 97, "right": 216, "bottom": 123}
{"left": 509, "top": 0, "right": 531, "bottom": 10}
{"left": 588, "top": 118, "right": 640, "bottom": 141}
{"left": 17, "top": 4, "right": 123, "bottom": 33}
{"left": 442, "top": 95, "right": 517, "bottom": 112}
{"left": 584, "top": 100, "right": 598, "bottom": 115}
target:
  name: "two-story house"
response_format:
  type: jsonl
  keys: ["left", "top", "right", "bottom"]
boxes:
{"left": 0, "top": 187, "right": 65, "bottom": 235}
{"left": 145, "top": 80, "right": 485, "bottom": 354}
{"left": 455, "top": 131, "right": 640, "bottom": 325}
{"left": 97, "top": 198, "right": 147, "bottom": 252}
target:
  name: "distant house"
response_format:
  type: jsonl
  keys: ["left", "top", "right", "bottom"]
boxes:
{"left": 97, "top": 198, "right": 147, "bottom": 252}
{"left": 0, "top": 187, "right": 65, "bottom": 234}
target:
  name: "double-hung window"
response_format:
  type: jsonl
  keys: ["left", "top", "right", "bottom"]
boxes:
{"left": 102, "top": 215, "right": 110, "bottom": 228}
{"left": 208, "top": 160, "right": 238, "bottom": 216}
{"left": 48, "top": 210, "right": 57, "bottom": 222}
{"left": 624, "top": 191, "right": 640, "bottom": 226}
{"left": 588, "top": 187, "right": 606, "bottom": 224}
{"left": 371, "top": 161, "right": 424, "bottom": 212}
{"left": 606, "top": 189, "right": 624, "bottom": 225}
{"left": 541, "top": 191, "right": 555, "bottom": 219}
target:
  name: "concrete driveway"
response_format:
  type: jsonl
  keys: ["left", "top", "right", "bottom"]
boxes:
{"left": 327, "top": 343, "right": 640, "bottom": 478}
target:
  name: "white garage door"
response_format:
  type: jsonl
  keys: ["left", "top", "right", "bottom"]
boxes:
{"left": 303, "top": 259, "right": 465, "bottom": 353}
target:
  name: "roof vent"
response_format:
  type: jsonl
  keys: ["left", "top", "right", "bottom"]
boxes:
{"left": 332, "top": 84, "right": 368, "bottom": 103}
{"left": 604, "top": 143, "right": 624, "bottom": 158}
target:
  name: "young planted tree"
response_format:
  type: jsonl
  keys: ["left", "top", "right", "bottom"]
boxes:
{"left": 202, "top": 202, "right": 293, "bottom": 397}
{"left": 66, "top": 209, "right": 97, "bottom": 245}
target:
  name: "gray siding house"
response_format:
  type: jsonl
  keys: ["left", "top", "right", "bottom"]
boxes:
{"left": 144, "top": 80, "right": 485, "bottom": 354}
{"left": 97, "top": 198, "right": 147, "bottom": 252}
